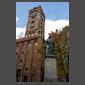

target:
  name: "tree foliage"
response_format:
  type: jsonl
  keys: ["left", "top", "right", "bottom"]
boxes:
{"left": 51, "top": 26, "right": 69, "bottom": 82}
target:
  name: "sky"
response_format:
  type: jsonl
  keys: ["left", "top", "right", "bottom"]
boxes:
{"left": 16, "top": 2, "right": 69, "bottom": 40}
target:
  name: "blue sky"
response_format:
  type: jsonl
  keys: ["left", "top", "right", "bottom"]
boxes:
{"left": 16, "top": 2, "right": 69, "bottom": 40}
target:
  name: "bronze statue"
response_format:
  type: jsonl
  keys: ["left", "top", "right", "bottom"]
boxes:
{"left": 46, "top": 35, "right": 55, "bottom": 55}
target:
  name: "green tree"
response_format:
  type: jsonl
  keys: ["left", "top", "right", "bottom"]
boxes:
{"left": 51, "top": 26, "right": 69, "bottom": 82}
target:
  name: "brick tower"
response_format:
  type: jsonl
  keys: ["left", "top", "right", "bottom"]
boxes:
{"left": 16, "top": 6, "right": 45, "bottom": 82}
{"left": 25, "top": 5, "right": 45, "bottom": 39}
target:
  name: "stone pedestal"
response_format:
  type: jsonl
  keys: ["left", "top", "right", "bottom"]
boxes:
{"left": 44, "top": 57, "right": 57, "bottom": 82}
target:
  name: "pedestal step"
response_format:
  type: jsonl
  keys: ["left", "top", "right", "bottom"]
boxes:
{"left": 44, "top": 78, "right": 57, "bottom": 82}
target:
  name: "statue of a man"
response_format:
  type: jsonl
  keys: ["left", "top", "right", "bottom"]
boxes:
{"left": 46, "top": 35, "right": 55, "bottom": 55}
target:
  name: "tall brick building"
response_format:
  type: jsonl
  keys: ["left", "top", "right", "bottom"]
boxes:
{"left": 16, "top": 6, "right": 45, "bottom": 82}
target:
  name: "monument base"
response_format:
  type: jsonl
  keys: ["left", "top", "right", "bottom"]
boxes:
{"left": 44, "top": 57, "right": 57, "bottom": 82}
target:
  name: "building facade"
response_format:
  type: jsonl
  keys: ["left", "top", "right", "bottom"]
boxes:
{"left": 16, "top": 6, "right": 45, "bottom": 82}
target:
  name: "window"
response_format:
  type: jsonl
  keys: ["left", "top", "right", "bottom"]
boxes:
{"left": 39, "top": 30, "right": 41, "bottom": 34}
{"left": 22, "top": 51, "right": 24, "bottom": 54}
{"left": 25, "top": 68, "right": 28, "bottom": 71}
{"left": 39, "top": 30, "right": 42, "bottom": 35}
{"left": 23, "top": 75, "right": 28, "bottom": 82}
{"left": 31, "top": 20, "right": 34, "bottom": 24}
{"left": 16, "top": 69, "right": 21, "bottom": 76}
{"left": 20, "top": 59, "right": 22, "bottom": 63}
{"left": 16, "top": 69, "right": 21, "bottom": 81}
{"left": 16, "top": 52, "right": 17, "bottom": 55}
{"left": 41, "top": 30, "right": 42, "bottom": 34}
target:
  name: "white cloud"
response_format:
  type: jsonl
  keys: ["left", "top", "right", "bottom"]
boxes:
{"left": 16, "top": 27, "right": 26, "bottom": 39}
{"left": 45, "top": 19, "right": 69, "bottom": 40}
{"left": 16, "top": 17, "right": 19, "bottom": 23}
{"left": 16, "top": 19, "right": 69, "bottom": 40}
